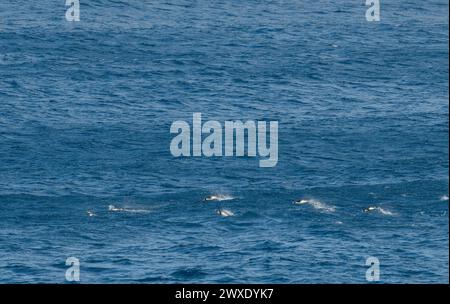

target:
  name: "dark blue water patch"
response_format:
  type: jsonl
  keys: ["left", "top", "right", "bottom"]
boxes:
{"left": 170, "top": 267, "right": 208, "bottom": 280}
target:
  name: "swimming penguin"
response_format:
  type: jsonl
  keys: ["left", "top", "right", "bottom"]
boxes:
{"left": 294, "top": 199, "right": 309, "bottom": 205}
{"left": 363, "top": 206, "right": 377, "bottom": 213}
{"left": 205, "top": 195, "right": 220, "bottom": 201}
{"left": 216, "top": 208, "right": 234, "bottom": 217}
{"left": 87, "top": 211, "right": 96, "bottom": 217}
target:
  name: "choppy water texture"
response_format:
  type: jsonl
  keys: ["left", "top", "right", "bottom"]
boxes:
{"left": 0, "top": 1, "right": 448, "bottom": 283}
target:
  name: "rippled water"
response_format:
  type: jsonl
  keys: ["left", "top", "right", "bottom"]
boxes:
{"left": 0, "top": 1, "right": 448, "bottom": 283}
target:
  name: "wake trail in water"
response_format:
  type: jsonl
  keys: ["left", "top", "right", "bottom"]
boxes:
{"left": 293, "top": 198, "right": 336, "bottom": 212}
{"left": 204, "top": 194, "right": 236, "bottom": 202}
{"left": 108, "top": 205, "right": 151, "bottom": 214}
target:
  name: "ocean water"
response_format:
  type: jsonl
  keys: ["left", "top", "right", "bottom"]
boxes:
{"left": 0, "top": 0, "right": 448, "bottom": 283}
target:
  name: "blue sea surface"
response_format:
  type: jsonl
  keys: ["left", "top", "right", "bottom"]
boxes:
{"left": 0, "top": 1, "right": 448, "bottom": 283}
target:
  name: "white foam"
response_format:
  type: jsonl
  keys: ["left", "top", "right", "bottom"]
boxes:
{"left": 108, "top": 204, "right": 123, "bottom": 212}
{"left": 294, "top": 198, "right": 335, "bottom": 212}
{"left": 108, "top": 204, "right": 150, "bottom": 214}
{"left": 205, "top": 194, "right": 235, "bottom": 202}
{"left": 440, "top": 195, "right": 449, "bottom": 201}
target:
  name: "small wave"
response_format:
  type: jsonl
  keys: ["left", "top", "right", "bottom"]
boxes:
{"left": 86, "top": 211, "right": 96, "bottom": 217}
{"left": 204, "top": 194, "right": 235, "bottom": 202}
{"left": 108, "top": 205, "right": 151, "bottom": 214}
{"left": 440, "top": 195, "right": 449, "bottom": 201}
{"left": 294, "top": 198, "right": 335, "bottom": 212}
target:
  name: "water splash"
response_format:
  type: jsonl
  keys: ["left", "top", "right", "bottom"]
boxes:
{"left": 294, "top": 199, "right": 336, "bottom": 212}
{"left": 363, "top": 206, "right": 394, "bottom": 216}
{"left": 204, "top": 194, "right": 235, "bottom": 202}
{"left": 108, "top": 205, "right": 151, "bottom": 214}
